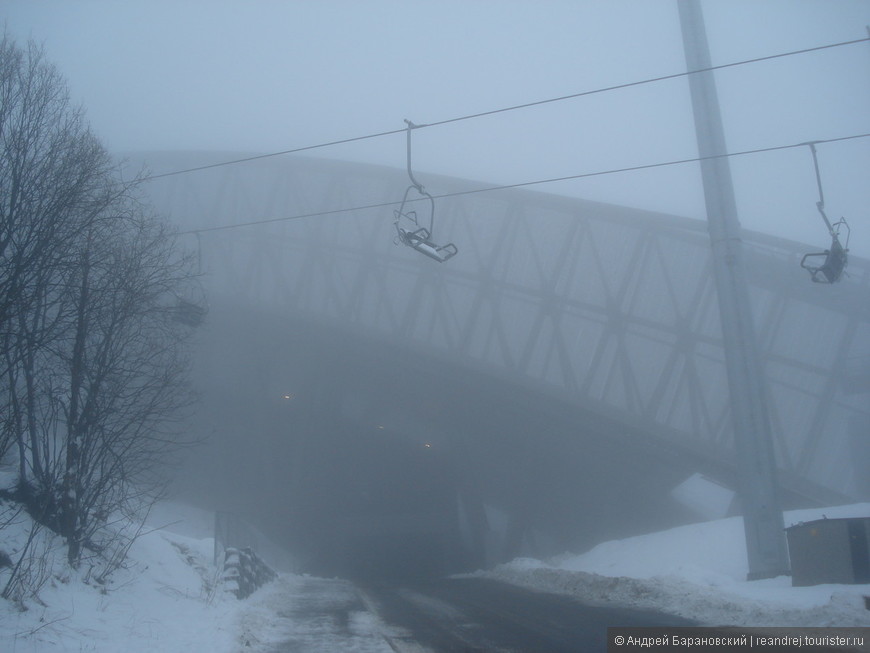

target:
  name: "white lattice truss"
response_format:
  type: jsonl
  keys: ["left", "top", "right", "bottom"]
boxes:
{"left": 139, "top": 153, "right": 870, "bottom": 499}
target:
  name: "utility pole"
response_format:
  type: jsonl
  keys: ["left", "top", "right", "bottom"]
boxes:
{"left": 677, "top": 0, "right": 790, "bottom": 580}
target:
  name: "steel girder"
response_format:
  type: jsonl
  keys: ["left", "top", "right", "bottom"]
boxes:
{"left": 135, "top": 153, "right": 870, "bottom": 499}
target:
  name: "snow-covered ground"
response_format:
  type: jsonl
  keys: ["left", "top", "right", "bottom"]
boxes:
{"left": 0, "top": 499, "right": 237, "bottom": 652}
{"left": 477, "top": 503, "right": 870, "bottom": 627}
{"left": 1, "top": 497, "right": 868, "bottom": 651}
{"left": 0, "top": 492, "right": 395, "bottom": 653}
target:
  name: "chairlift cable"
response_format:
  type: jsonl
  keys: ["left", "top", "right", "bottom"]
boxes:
{"left": 141, "top": 128, "right": 406, "bottom": 181}
{"left": 179, "top": 131, "right": 870, "bottom": 235}
{"left": 146, "top": 36, "right": 870, "bottom": 182}
{"left": 421, "top": 36, "right": 870, "bottom": 131}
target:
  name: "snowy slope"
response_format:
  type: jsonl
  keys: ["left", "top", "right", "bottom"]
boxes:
{"left": 477, "top": 503, "right": 870, "bottom": 627}
{"left": 0, "top": 497, "right": 394, "bottom": 652}
{"left": 0, "top": 505, "right": 237, "bottom": 652}
{"left": 2, "top": 498, "right": 868, "bottom": 651}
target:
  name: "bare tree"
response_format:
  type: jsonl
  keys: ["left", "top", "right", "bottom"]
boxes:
{"left": 0, "top": 34, "right": 199, "bottom": 575}
{"left": 57, "top": 208, "right": 196, "bottom": 565}
{"left": 0, "top": 34, "right": 118, "bottom": 471}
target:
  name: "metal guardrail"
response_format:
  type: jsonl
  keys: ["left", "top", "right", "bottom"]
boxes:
{"left": 222, "top": 546, "right": 277, "bottom": 599}
{"left": 214, "top": 511, "right": 285, "bottom": 598}
{"left": 214, "top": 511, "right": 257, "bottom": 566}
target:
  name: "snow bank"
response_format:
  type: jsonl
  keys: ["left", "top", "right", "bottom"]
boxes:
{"left": 0, "top": 496, "right": 388, "bottom": 652}
{"left": 3, "top": 493, "right": 868, "bottom": 650}
{"left": 476, "top": 504, "right": 870, "bottom": 627}
{"left": 0, "top": 500, "right": 239, "bottom": 652}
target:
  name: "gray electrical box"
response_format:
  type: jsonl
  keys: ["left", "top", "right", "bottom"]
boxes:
{"left": 785, "top": 517, "right": 870, "bottom": 586}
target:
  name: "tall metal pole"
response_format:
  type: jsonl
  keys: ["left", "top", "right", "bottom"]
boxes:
{"left": 677, "top": 0, "right": 790, "bottom": 580}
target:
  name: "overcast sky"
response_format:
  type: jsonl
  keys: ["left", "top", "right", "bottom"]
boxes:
{"left": 5, "top": 1, "right": 870, "bottom": 257}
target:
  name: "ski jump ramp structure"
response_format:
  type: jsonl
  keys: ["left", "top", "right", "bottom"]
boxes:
{"left": 136, "top": 152, "right": 870, "bottom": 506}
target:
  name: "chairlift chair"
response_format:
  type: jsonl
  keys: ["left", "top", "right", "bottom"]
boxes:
{"left": 800, "top": 142, "right": 850, "bottom": 284}
{"left": 801, "top": 220, "right": 849, "bottom": 284}
{"left": 392, "top": 120, "right": 458, "bottom": 263}
{"left": 172, "top": 280, "right": 208, "bottom": 327}
{"left": 172, "top": 233, "right": 208, "bottom": 326}
{"left": 173, "top": 297, "right": 207, "bottom": 327}
{"left": 396, "top": 223, "right": 459, "bottom": 263}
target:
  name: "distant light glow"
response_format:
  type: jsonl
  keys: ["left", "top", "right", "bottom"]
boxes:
{"left": 282, "top": 393, "right": 294, "bottom": 400}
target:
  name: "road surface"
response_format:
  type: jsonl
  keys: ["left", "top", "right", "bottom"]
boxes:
{"left": 357, "top": 576, "right": 695, "bottom": 652}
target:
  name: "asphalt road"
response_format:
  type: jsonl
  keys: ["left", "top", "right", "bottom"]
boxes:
{"left": 358, "top": 576, "right": 695, "bottom": 653}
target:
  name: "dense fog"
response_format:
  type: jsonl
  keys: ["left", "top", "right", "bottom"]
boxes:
{"left": 5, "top": 1, "right": 870, "bottom": 256}
{"left": 5, "top": 1, "right": 869, "bottom": 580}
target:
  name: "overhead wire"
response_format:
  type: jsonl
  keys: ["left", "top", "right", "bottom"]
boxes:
{"left": 148, "top": 35, "right": 869, "bottom": 182}
{"left": 419, "top": 36, "right": 870, "bottom": 130}
{"left": 180, "top": 132, "right": 870, "bottom": 235}
{"left": 142, "top": 128, "right": 406, "bottom": 181}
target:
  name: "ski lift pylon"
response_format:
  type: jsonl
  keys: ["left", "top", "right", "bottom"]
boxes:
{"left": 392, "top": 119, "right": 458, "bottom": 263}
{"left": 800, "top": 142, "right": 849, "bottom": 284}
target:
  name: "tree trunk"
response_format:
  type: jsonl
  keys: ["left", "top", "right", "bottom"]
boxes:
{"left": 62, "top": 249, "right": 90, "bottom": 566}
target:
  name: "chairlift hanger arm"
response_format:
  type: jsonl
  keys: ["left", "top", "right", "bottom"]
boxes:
{"left": 391, "top": 119, "right": 458, "bottom": 263}
{"left": 805, "top": 141, "right": 836, "bottom": 235}
{"left": 404, "top": 119, "right": 427, "bottom": 192}
{"left": 396, "top": 118, "right": 436, "bottom": 235}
